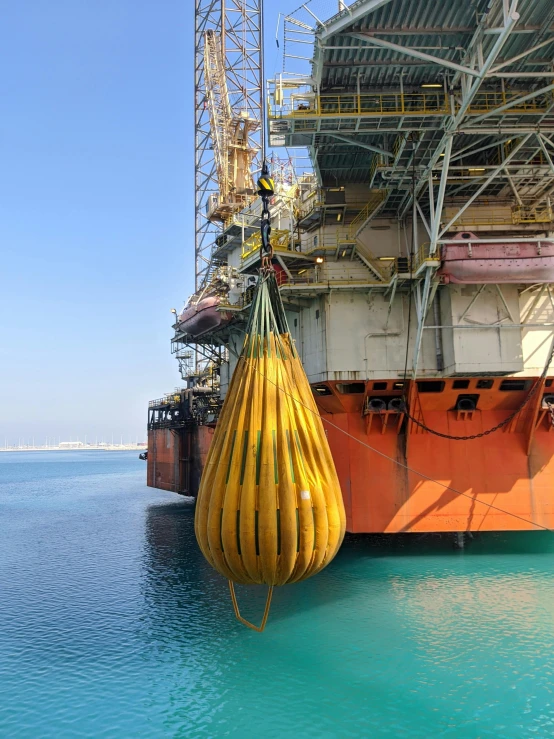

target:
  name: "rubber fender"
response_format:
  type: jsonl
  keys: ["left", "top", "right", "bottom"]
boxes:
{"left": 387, "top": 398, "right": 404, "bottom": 412}
{"left": 367, "top": 398, "right": 387, "bottom": 413}
{"left": 456, "top": 397, "right": 476, "bottom": 412}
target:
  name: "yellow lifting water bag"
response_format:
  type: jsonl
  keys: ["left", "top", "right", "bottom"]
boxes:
{"left": 195, "top": 271, "right": 346, "bottom": 587}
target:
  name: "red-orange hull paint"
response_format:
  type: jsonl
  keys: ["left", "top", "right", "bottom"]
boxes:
{"left": 147, "top": 426, "right": 214, "bottom": 495}
{"left": 147, "top": 377, "right": 554, "bottom": 533}
{"left": 322, "top": 408, "right": 554, "bottom": 533}
{"left": 318, "top": 377, "right": 554, "bottom": 533}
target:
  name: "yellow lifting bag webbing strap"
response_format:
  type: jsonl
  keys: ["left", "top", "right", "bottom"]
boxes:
{"left": 194, "top": 270, "right": 346, "bottom": 627}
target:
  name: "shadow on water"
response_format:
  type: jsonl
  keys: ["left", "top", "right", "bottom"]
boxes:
{"left": 142, "top": 498, "right": 554, "bottom": 631}
{"left": 344, "top": 529, "right": 554, "bottom": 557}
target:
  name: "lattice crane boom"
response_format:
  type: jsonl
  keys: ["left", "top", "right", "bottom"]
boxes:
{"left": 204, "top": 29, "right": 234, "bottom": 204}
{"left": 194, "top": 1, "right": 262, "bottom": 289}
{"left": 200, "top": 10, "right": 260, "bottom": 225}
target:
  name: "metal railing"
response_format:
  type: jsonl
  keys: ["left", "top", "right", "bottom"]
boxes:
{"left": 468, "top": 90, "right": 552, "bottom": 114}
{"left": 278, "top": 269, "right": 394, "bottom": 288}
{"left": 415, "top": 244, "right": 442, "bottom": 266}
{"left": 149, "top": 395, "right": 181, "bottom": 408}
{"left": 347, "top": 191, "right": 389, "bottom": 238}
{"left": 297, "top": 196, "right": 324, "bottom": 222}
{"left": 297, "top": 192, "right": 389, "bottom": 238}
{"left": 223, "top": 209, "right": 262, "bottom": 230}
{"left": 443, "top": 206, "right": 554, "bottom": 228}
{"left": 241, "top": 228, "right": 292, "bottom": 260}
{"left": 268, "top": 88, "right": 553, "bottom": 120}
{"left": 512, "top": 205, "right": 554, "bottom": 224}
{"left": 270, "top": 91, "right": 449, "bottom": 118}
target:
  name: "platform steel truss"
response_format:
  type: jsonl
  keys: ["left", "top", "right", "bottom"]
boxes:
{"left": 268, "top": 0, "right": 554, "bottom": 379}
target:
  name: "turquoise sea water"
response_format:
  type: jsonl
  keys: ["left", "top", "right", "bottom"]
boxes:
{"left": 1, "top": 452, "right": 554, "bottom": 738}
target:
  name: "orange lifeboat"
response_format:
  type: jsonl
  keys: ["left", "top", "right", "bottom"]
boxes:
{"left": 439, "top": 231, "right": 554, "bottom": 284}
{"left": 177, "top": 296, "right": 233, "bottom": 338}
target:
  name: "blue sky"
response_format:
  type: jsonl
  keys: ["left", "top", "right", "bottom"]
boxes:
{"left": 0, "top": 0, "right": 307, "bottom": 446}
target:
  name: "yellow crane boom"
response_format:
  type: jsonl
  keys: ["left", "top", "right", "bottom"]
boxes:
{"left": 204, "top": 28, "right": 259, "bottom": 223}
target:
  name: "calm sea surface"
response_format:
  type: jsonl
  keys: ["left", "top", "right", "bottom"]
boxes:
{"left": 1, "top": 451, "right": 554, "bottom": 738}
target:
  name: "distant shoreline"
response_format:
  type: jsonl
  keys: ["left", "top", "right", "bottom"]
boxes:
{"left": 0, "top": 446, "right": 146, "bottom": 453}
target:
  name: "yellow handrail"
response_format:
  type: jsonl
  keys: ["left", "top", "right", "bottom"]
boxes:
{"left": 269, "top": 89, "right": 553, "bottom": 120}
{"left": 512, "top": 206, "right": 554, "bottom": 225}
{"left": 416, "top": 244, "right": 441, "bottom": 266}
{"left": 241, "top": 229, "right": 292, "bottom": 260}
{"left": 442, "top": 207, "right": 554, "bottom": 228}
{"left": 347, "top": 191, "right": 388, "bottom": 238}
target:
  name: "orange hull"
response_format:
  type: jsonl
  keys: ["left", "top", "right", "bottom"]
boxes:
{"left": 317, "top": 378, "right": 554, "bottom": 533}
{"left": 147, "top": 377, "right": 554, "bottom": 533}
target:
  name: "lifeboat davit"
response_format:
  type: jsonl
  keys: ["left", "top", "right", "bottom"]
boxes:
{"left": 439, "top": 231, "right": 554, "bottom": 284}
{"left": 177, "top": 296, "right": 233, "bottom": 337}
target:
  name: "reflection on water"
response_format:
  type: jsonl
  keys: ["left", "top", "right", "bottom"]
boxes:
{"left": 2, "top": 452, "right": 554, "bottom": 738}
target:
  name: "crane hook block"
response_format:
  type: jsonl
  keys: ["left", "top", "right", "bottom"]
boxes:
{"left": 257, "top": 175, "right": 275, "bottom": 196}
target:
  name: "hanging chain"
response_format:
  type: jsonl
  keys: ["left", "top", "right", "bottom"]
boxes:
{"left": 257, "top": 160, "right": 275, "bottom": 272}
{"left": 400, "top": 339, "right": 554, "bottom": 441}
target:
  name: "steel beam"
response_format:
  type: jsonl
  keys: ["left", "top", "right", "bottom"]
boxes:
{"left": 318, "top": 0, "right": 395, "bottom": 41}
{"left": 529, "top": 181, "right": 554, "bottom": 209}
{"left": 337, "top": 26, "right": 554, "bottom": 36}
{"left": 489, "top": 37, "right": 554, "bottom": 72}
{"left": 506, "top": 170, "right": 523, "bottom": 206}
{"left": 538, "top": 134, "right": 554, "bottom": 176}
{"left": 398, "top": 3, "right": 519, "bottom": 221}
{"left": 423, "top": 323, "right": 554, "bottom": 329}
{"left": 495, "top": 284, "right": 517, "bottom": 323}
{"left": 411, "top": 267, "right": 433, "bottom": 379}
{"left": 522, "top": 285, "right": 546, "bottom": 324}
{"left": 540, "top": 134, "right": 554, "bottom": 152}
{"left": 429, "top": 136, "right": 453, "bottom": 254}
{"left": 348, "top": 33, "right": 481, "bottom": 78}
{"left": 460, "top": 127, "right": 554, "bottom": 134}
{"left": 325, "top": 133, "right": 392, "bottom": 158}
{"left": 459, "top": 285, "right": 487, "bottom": 322}
{"left": 449, "top": 136, "right": 514, "bottom": 163}
{"left": 492, "top": 72, "right": 554, "bottom": 77}
{"left": 416, "top": 201, "right": 431, "bottom": 238}
{"left": 469, "top": 83, "right": 554, "bottom": 126}
{"left": 450, "top": 3, "right": 520, "bottom": 129}
{"left": 438, "top": 134, "right": 531, "bottom": 237}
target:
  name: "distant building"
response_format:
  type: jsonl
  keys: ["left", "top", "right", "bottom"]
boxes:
{"left": 59, "top": 441, "right": 84, "bottom": 448}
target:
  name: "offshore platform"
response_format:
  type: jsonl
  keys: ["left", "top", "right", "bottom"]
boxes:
{"left": 147, "top": 0, "right": 554, "bottom": 534}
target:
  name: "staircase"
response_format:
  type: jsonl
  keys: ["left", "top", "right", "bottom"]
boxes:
{"left": 335, "top": 192, "right": 391, "bottom": 282}
{"left": 352, "top": 241, "right": 391, "bottom": 282}
{"left": 348, "top": 191, "right": 388, "bottom": 240}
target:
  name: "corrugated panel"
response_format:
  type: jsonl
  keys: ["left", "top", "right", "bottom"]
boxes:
{"left": 317, "top": 0, "right": 554, "bottom": 90}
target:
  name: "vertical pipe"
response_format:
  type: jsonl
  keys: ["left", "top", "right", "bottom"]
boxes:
{"left": 412, "top": 194, "right": 418, "bottom": 259}
{"left": 400, "top": 72, "right": 404, "bottom": 113}
{"left": 411, "top": 267, "right": 433, "bottom": 379}
{"left": 433, "top": 289, "right": 444, "bottom": 372}
{"left": 430, "top": 135, "right": 453, "bottom": 254}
